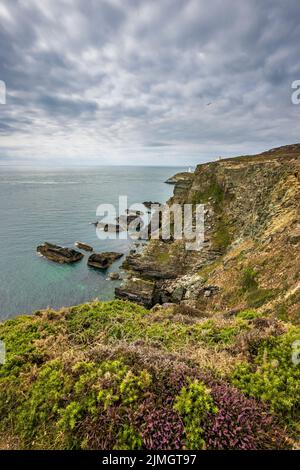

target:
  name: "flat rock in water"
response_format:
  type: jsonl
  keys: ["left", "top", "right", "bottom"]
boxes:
{"left": 37, "top": 242, "right": 84, "bottom": 264}
{"left": 74, "top": 241, "right": 93, "bottom": 252}
{"left": 88, "top": 252, "right": 123, "bottom": 270}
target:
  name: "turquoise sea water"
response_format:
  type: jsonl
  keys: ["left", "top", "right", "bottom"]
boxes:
{"left": 0, "top": 166, "right": 183, "bottom": 319}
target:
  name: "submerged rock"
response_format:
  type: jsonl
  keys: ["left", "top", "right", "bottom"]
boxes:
{"left": 88, "top": 252, "right": 123, "bottom": 270}
{"left": 74, "top": 241, "right": 93, "bottom": 252}
{"left": 37, "top": 242, "right": 84, "bottom": 264}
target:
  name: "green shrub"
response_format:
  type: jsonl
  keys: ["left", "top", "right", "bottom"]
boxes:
{"left": 174, "top": 380, "right": 217, "bottom": 449}
{"left": 58, "top": 359, "right": 151, "bottom": 446}
{"left": 232, "top": 327, "right": 300, "bottom": 420}
{"left": 236, "top": 309, "right": 262, "bottom": 320}
{"left": 114, "top": 425, "right": 143, "bottom": 450}
{"left": 16, "top": 360, "right": 70, "bottom": 442}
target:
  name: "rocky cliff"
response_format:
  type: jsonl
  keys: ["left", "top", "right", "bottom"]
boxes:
{"left": 0, "top": 144, "right": 299, "bottom": 450}
{"left": 116, "top": 144, "right": 300, "bottom": 323}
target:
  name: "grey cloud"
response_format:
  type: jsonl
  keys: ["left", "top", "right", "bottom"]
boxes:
{"left": 0, "top": 0, "right": 300, "bottom": 165}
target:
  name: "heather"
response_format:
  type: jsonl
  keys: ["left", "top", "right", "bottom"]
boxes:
{"left": 0, "top": 300, "right": 296, "bottom": 449}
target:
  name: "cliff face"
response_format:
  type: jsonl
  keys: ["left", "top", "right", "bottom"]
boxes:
{"left": 117, "top": 144, "right": 300, "bottom": 322}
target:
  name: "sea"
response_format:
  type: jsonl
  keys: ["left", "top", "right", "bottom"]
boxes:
{"left": 0, "top": 165, "right": 184, "bottom": 319}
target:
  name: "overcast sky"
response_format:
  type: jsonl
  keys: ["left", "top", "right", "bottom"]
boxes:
{"left": 0, "top": 0, "right": 300, "bottom": 166}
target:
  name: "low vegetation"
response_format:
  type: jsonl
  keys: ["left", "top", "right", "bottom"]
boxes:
{"left": 0, "top": 300, "right": 298, "bottom": 449}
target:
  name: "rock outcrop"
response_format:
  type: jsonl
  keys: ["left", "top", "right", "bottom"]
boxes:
{"left": 88, "top": 252, "right": 123, "bottom": 270}
{"left": 74, "top": 241, "right": 93, "bottom": 252}
{"left": 108, "top": 272, "right": 121, "bottom": 280}
{"left": 116, "top": 144, "right": 300, "bottom": 317}
{"left": 165, "top": 171, "right": 193, "bottom": 184}
{"left": 37, "top": 242, "right": 84, "bottom": 264}
{"left": 143, "top": 201, "right": 161, "bottom": 209}
{"left": 115, "top": 277, "right": 156, "bottom": 308}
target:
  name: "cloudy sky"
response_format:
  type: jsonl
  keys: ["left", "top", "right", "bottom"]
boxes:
{"left": 0, "top": 0, "right": 300, "bottom": 166}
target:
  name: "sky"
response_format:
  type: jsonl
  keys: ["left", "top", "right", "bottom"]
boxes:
{"left": 0, "top": 0, "right": 300, "bottom": 166}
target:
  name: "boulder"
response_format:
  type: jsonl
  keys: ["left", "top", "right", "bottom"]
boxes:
{"left": 88, "top": 252, "right": 123, "bottom": 270}
{"left": 115, "top": 277, "right": 156, "bottom": 308}
{"left": 143, "top": 201, "right": 161, "bottom": 210}
{"left": 109, "top": 272, "right": 121, "bottom": 280}
{"left": 37, "top": 242, "right": 84, "bottom": 264}
{"left": 74, "top": 241, "right": 93, "bottom": 252}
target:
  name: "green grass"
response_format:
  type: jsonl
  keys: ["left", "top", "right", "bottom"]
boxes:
{"left": 66, "top": 301, "right": 243, "bottom": 350}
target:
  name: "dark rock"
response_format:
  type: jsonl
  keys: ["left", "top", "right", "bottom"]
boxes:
{"left": 88, "top": 252, "right": 123, "bottom": 270}
{"left": 287, "top": 226, "right": 300, "bottom": 245}
{"left": 200, "top": 286, "right": 220, "bottom": 298}
{"left": 171, "top": 286, "right": 186, "bottom": 302}
{"left": 115, "top": 277, "right": 156, "bottom": 308}
{"left": 143, "top": 201, "right": 161, "bottom": 209}
{"left": 37, "top": 242, "right": 84, "bottom": 264}
{"left": 74, "top": 241, "right": 93, "bottom": 252}
{"left": 122, "top": 253, "right": 177, "bottom": 280}
{"left": 97, "top": 223, "right": 123, "bottom": 233}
